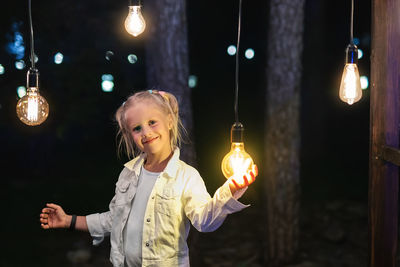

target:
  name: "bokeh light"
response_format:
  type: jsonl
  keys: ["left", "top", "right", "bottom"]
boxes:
{"left": 101, "top": 74, "right": 114, "bottom": 92}
{"left": 6, "top": 23, "right": 25, "bottom": 60}
{"left": 127, "top": 54, "right": 138, "bottom": 64}
{"left": 54, "top": 52, "right": 64, "bottom": 64}
{"left": 227, "top": 45, "right": 236, "bottom": 56}
{"left": 0, "top": 64, "right": 4, "bottom": 75}
{"left": 17, "top": 86, "right": 26, "bottom": 98}
{"left": 102, "top": 74, "right": 114, "bottom": 81}
{"left": 102, "top": 80, "right": 114, "bottom": 92}
{"left": 15, "top": 60, "right": 25, "bottom": 70}
{"left": 358, "top": 49, "right": 363, "bottom": 59}
{"left": 188, "top": 75, "right": 198, "bottom": 88}
{"left": 105, "top": 51, "right": 114, "bottom": 61}
{"left": 360, "top": 76, "right": 369, "bottom": 90}
{"left": 245, "top": 48, "right": 255, "bottom": 59}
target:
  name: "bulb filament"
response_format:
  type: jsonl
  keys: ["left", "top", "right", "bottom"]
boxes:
{"left": 27, "top": 94, "right": 39, "bottom": 121}
{"left": 339, "top": 63, "right": 362, "bottom": 105}
{"left": 343, "top": 64, "right": 357, "bottom": 104}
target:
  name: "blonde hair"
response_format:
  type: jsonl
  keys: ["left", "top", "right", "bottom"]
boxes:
{"left": 115, "top": 90, "right": 185, "bottom": 159}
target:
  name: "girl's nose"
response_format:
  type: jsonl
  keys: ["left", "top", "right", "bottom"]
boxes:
{"left": 141, "top": 125, "right": 152, "bottom": 137}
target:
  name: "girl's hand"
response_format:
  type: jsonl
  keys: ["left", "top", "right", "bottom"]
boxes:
{"left": 40, "top": 203, "right": 70, "bottom": 229}
{"left": 228, "top": 164, "right": 258, "bottom": 194}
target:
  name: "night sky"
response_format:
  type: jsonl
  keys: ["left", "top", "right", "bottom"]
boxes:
{"left": 0, "top": 0, "right": 371, "bottom": 266}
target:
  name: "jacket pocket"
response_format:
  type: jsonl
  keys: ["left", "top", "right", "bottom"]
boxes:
{"left": 155, "top": 188, "right": 179, "bottom": 216}
{"left": 114, "top": 180, "right": 134, "bottom": 206}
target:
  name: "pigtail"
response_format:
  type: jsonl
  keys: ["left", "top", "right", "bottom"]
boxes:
{"left": 115, "top": 105, "right": 124, "bottom": 157}
{"left": 115, "top": 99, "right": 136, "bottom": 159}
{"left": 163, "top": 92, "right": 179, "bottom": 117}
{"left": 159, "top": 92, "right": 186, "bottom": 150}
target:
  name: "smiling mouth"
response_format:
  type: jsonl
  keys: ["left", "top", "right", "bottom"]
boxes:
{"left": 143, "top": 137, "right": 158, "bottom": 144}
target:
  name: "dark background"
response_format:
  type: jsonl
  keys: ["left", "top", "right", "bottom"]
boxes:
{"left": 0, "top": 0, "right": 371, "bottom": 266}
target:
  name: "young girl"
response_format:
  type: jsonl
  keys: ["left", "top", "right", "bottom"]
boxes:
{"left": 40, "top": 90, "right": 257, "bottom": 267}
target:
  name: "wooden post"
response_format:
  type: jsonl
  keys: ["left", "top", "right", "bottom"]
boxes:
{"left": 369, "top": 0, "right": 400, "bottom": 266}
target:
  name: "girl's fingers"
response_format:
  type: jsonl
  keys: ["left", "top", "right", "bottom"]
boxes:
{"left": 253, "top": 164, "right": 259, "bottom": 177}
{"left": 243, "top": 175, "right": 249, "bottom": 186}
{"left": 230, "top": 164, "right": 259, "bottom": 190}
{"left": 249, "top": 171, "right": 255, "bottom": 182}
{"left": 42, "top": 207, "right": 55, "bottom": 214}
{"left": 46, "top": 203, "right": 60, "bottom": 210}
{"left": 231, "top": 178, "right": 240, "bottom": 189}
{"left": 247, "top": 164, "right": 258, "bottom": 184}
{"left": 40, "top": 217, "right": 50, "bottom": 229}
{"left": 241, "top": 167, "right": 257, "bottom": 187}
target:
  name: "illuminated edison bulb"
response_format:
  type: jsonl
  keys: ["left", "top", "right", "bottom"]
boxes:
{"left": 16, "top": 69, "right": 49, "bottom": 126}
{"left": 339, "top": 44, "right": 362, "bottom": 105}
{"left": 125, "top": 6, "right": 146, "bottom": 37}
{"left": 221, "top": 123, "right": 254, "bottom": 184}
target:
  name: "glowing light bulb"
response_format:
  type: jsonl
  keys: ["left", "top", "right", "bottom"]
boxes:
{"left": 221, "top": 123, "right": 254, "bottom": 184}
{"left": 125, "top": 6, "right": 146, "bottom": 37}
{"left": 339, "top": 44, "right": 362, "bottom": 105}
{"left": 16, "top": 69, "right": 49, "bottom": 126}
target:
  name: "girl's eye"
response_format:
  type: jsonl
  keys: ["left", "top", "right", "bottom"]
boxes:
{"left": 133, "top": 126, "right": 141, "bottom": 132}
{"left": 149, "top": 120, "right": 156, "bottom": 126}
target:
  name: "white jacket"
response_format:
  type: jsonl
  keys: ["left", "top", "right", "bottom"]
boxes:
{"left": 86, "top": 148, "right": 249, "bottom": 267}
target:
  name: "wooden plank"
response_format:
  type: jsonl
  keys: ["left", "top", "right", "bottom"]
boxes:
{"left": 381, "top": 146, "right": 400, "bottom": 166}
{"left": 369, "top": 0, "right": 400, "bottom": 266}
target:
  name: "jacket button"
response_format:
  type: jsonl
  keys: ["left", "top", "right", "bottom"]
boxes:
{"left": 146, "top": 218, "right": 150, "bottom": 222}
{"left": 145, "top": 242, "right": 150, "bottom": 247}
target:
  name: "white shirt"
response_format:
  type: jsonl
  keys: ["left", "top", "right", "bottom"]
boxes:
{"left": 124, "top": 167, "right": 159, "bottom": 266}
{"left": 86, "top": 148, "right": 249, "bottom": 267}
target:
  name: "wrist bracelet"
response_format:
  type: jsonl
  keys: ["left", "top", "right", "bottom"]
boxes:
{"left": 69, "top": 215, "right": 77, "bottom": 231}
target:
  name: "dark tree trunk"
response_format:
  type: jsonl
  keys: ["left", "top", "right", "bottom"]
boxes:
{"left": 144, "top": 0, "right": 200, "bottom": 265}
{"left": 264, "top": 0, "right": 304, "bottom": 265}
{"left": 144, "top": 0, "right": 196, "bottom": 167}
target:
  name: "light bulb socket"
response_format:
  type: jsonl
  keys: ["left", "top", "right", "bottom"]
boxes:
{"left": 27, "top": 68, "right": 39, "bottom": 89}
{"left": 128, "top": 0, "right": 141, "bottom": 6}
{"left": 345, "top": 44, "right": 358, "bottom": 64}
{"left": 230, "top": 122, "right": 244, "bottom": 143}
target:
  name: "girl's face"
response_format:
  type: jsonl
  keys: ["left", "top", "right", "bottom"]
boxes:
{"left": 125, "top": 100, "right": 173, "bottom": 159}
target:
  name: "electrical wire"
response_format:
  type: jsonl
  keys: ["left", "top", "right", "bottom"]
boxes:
{"left": 234, "top": 0, "right": 242, "bottom": 124}
{"left": 28, "top": 0, "right": 35, "bottom": 69}
{"left": 350, "top": 0, "right": 354, "bottom": 44}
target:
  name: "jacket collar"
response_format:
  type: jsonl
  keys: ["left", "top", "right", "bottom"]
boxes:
{"left": 124, "top": 148, "right": 180, "bottom": 179}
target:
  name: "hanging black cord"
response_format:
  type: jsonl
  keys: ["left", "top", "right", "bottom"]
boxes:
{"left": 234, "top": 0, "right": 242, "bottom": 124}
{"left": 28, "top": 0, "right": 35, "bottom": 69}
{"left": 350, "top": 0, "right": 354, "bottom": 44}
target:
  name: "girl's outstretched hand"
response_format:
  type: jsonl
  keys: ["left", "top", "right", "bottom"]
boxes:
{"left": 40, "top": 203, "right": 69, "bottom": 229}
{"left": 228, "top": 164, "right": 258, "bottom": 194}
